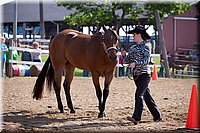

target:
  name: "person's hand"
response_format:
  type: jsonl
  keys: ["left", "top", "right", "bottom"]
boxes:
{"left": 129, "top": 63, "right": 136, "bottom": 69}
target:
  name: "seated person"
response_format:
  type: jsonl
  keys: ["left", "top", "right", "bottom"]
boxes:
{"left": 32, "top": 42, "right": 42, "bottom": 62}
{"left": 119, "top": 49, "right": 126, "bottom": 77}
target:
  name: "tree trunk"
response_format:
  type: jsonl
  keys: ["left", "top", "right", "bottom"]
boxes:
{"left": 116, "top": 11, "right": 125, "bottom": 35}
{"left": 154, "top": 10, "right": 170, "bottom": 77}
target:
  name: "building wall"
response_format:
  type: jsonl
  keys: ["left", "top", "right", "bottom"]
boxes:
{"left": 176, "top": 19, "right": 198, "bottom": 50}
{"left": 163, "top": 4, "right": 198, "bottom": 54}
{"left": 163, "top": 16, "right": 174, "bottom": 53}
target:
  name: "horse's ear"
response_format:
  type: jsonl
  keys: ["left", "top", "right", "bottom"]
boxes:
{"left": 103, "top": 25, "right": 107, "bottom": 31}
{"left": 112, "top": 26, "right": 116, "bottom": 31}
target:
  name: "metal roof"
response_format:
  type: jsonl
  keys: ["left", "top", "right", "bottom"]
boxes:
{"left": 2, "top": 1, "right": 74, "bottom": 23}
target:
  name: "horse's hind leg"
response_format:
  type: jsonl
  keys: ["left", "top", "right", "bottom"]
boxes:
{"left": 53, "top": 67, "right": 64, "bottom": 113}
{"left": 63, "top": 63, "right": 76, "bottom": 113}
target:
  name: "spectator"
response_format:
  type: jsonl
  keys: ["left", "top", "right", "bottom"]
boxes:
{"left": 146, "top": 39, "right": 152, "bottom": 53}
{"left": 1, "top": 37, "right": 8, "bottom": 77}
{"left": 5, "top": 42, "right": 19, "bottom": 76}
{"left": 119, "top": 49, "right": 126, "bottom": 77}
{"left": 16, "top": 39, "right": 22, "bottom": 47}
{"left": 32, "top": 41, "right": 42, "bottom": 62}
{"left": 158, "top": 59, "right": 165, "bottom": 77}
{"left": 151, "top": 39, "right": 156, "bottom": 54}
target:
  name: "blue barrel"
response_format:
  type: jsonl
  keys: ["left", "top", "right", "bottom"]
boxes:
{"left": 23, "top": 64, "right": 30, "bottom": 76}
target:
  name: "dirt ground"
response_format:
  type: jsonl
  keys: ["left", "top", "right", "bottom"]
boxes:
{"left": 1, "top": 77, "right": 199, "bottom": 133}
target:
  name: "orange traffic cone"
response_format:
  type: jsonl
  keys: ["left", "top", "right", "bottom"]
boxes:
{"left": 186, "top": 84, "right": 200, "bottom": 129}
{"left": 152, "top": 64, "right": 158, "bottom": 80}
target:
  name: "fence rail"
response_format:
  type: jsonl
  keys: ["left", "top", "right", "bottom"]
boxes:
{"left": 7, "top": 46, "right": 48, "bottom": 77}
{"left": 171, "top": 48, "right": 200, "bottom": 78}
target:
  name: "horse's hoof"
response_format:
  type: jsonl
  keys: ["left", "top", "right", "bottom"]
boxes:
{"left": 70, "top": 110, "right": 76, "bottom": 113}
{"left": 98, "top": 112, "right": 106, "bottom": 118}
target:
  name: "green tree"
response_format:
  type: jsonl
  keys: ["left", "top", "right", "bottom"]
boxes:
{"left": 196, "top": 1, "right": 200, "bottom": 21}
{"left": 57, "top": 1, "right": 191, "bottom": 33}
{"left": 144, "top": 2, "right": 191, "bottom": 77}
{"left": 144, "top": 2, "right": 191, "bottom": 25}
{"left": 57, "top": 1, "right": 144, "bottom": 33}
{"left": 57, "top": 1, "right": 192, "bottom": 77}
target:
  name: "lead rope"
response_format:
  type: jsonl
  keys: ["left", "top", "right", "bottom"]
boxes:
{"left": 127, "top": 67, "right": 134, "bottom": 80}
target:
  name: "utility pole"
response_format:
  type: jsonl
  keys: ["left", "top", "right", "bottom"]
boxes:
{"left": 8, "top": 0, "right": 18, "bottom": 77}
{"left": 39, "top": 0, "right": 45, "bottom": 39}
{"left": 13, "top": 0, "right": 18, "bottom": 44}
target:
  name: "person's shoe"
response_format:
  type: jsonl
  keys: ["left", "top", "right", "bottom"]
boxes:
{"left": 154, "top": 117, "right": 163, "bottom": 122}
{"left": 127, "top": 116, "right": 139, "bottom": 125}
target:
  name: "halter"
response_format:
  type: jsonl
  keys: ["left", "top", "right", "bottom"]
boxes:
{"left": 101, "top": 30, "right": 117, "bottom": 53}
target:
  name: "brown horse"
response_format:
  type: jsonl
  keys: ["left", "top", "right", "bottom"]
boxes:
{"left": 32, "top": 26, "right": 119, "bottom": 118}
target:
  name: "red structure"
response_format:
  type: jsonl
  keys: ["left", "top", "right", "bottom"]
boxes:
{"left": 163, "top": 4, "right": 199, "bottom": 54}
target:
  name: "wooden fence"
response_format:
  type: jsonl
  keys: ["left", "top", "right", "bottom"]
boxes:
{"left": 115, "top": 53, "right": 161, "bottom": 77}
{"left": 7, "top": 39, "right": 49, "bottom": 77}
{"left": 170, "top": 48, "right": 200, "bottom": 78}
{"left": 8, "top": 39, "right": 199, "bottom": 78}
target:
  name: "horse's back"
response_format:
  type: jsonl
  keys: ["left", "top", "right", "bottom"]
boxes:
{"left": 50, "top": 29, "right": 90, "bottom": 54}
{"left": 49, "top": 29, "right": 95, "bottom": 70}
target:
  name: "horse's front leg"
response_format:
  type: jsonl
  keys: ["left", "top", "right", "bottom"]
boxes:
{"left": 100, "top": 73, "right": 113, "bottom": 117}
{"left": 91, "top": 73, "right": 104, "bottom": 118}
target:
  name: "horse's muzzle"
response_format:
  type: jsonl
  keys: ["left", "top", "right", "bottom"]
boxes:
{"left": 109, "top": 55, "right": 117, "bottom": 62}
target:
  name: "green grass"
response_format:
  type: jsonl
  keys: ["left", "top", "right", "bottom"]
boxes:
{"left": 41, "top": 55, "right": 162, "bottom": 77}
{"left": 41, "top": 55, "right": 48, "bottom": 62}
{"left": 41, "top": 55, "right": 84, "bottom": 77}
{"left": 151, "top": 55, "right": 160, "bottom": 65}
{"left": 74, "top": 68, "right": 84, "bottom": 77}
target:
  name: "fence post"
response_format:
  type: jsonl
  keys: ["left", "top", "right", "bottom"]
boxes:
{"left": 8, "top": 39, "right": 13, "bottom": 77}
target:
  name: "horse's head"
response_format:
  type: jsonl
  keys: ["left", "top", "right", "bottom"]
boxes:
{"left": 102, "top": 25, "right": 119, "bottom": 62}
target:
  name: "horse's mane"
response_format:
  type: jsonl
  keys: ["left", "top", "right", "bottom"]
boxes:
{"left": 90, "top": 32, "right": 102, "bottom": 41}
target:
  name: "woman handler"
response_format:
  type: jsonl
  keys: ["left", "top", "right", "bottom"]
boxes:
{"left": 125, "top": 25, "right": 162, "bottom": 125}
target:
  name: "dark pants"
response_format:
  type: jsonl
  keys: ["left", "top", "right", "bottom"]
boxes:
{"left": 33, "top": 59, "right": 42, "bottom": 62}
{"left": 132, "top": 74, "right": 162, "bottom": 121}
{"left": 119, "top": 67, "right": 125, "bottom": 77}
{"left": 1, "top": 57, "right": 6, "bottom": 77}
{"left": 83, "top": 70, "right": 90, "bottom": 77}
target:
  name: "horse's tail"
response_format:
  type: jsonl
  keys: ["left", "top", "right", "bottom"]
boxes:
{"left": 32, "top": 56, "right": 54, "bottom": 100}
{"left": 46, "top": 58, "right": 54, "bottom": 90}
